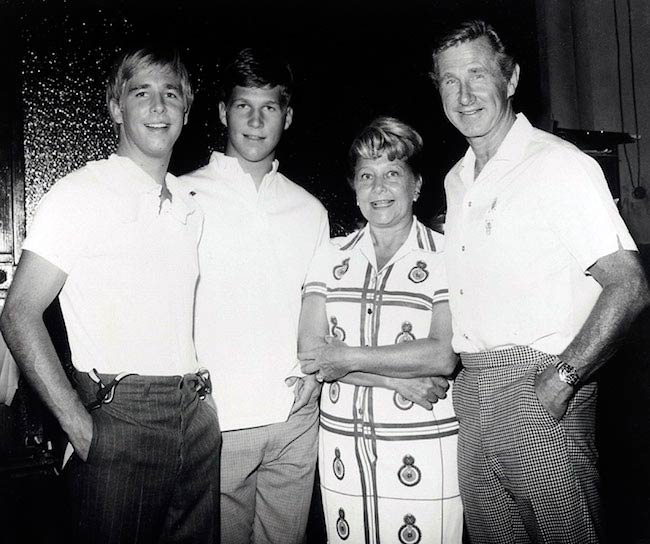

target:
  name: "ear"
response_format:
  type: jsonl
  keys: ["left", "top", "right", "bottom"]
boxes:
{"left": 218, "top": 101, "right": 228, "bottom": 127}
{"left": 413, "top": 175, "right": 423, "bottom": 201}
{"left": 507, "top": 64, "right": 520, "bottom": 99}
{"left": 283, "top": 106, "right": 294, "bottom": 130}
{"left": 108, "top": 98, "right": 123, "bottom": 126}
{"left": 183, "top": 104, "right": 191, "bottom": 126}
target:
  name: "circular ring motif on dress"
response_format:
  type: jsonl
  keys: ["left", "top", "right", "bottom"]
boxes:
{"left": 336, "top": 508, "right": 350, "bottom": 540}
{"left": 398, "top": 514, "right": 422, "bottom": 544}
{"left": 333, "top": 447, "right": 345, "bottom": 480}
{"left": 395, "top": 321, "right": 416, "bottom": 344}
{"left": 393, "top": 391, "right": 414, "bottom": 410}
{"left": 329, "top": 381, "right": 340, "bottom": 403}
{"left": 330, "top": 316, "right": 346, "bottom": 342}
{"left": 333, "top": 257, "right": 350, "bottom": 280}
{"left": 408, "top": 260, "right": 429, "bottom": 284}
{"left": 398, "top": 455, "right": 421, "bottom": 487}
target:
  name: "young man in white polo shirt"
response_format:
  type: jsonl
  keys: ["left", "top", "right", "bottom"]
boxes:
{"left": 182, "top": 48, "right": 329, "bottom": 544}
{"left": 432, "top": 20, "right": 650, "bottom": 543}
{"left": 0, "top": 46, "right": 220, "bottom": 543}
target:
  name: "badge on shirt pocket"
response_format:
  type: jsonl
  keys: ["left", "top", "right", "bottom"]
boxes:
{"left": 484, "top": 197, "right": 498, "bottom": 236}
{"left": 332, "top": 258, "right": 350, "bottom": 280}
{"left": 408, "top": 261, "right": 428, "bottom": 283}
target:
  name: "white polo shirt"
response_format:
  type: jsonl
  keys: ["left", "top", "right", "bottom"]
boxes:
{"left": 444, "top": 114, "right": 637, "bottom": 354}
{"left": 181, "top": 152, "right": 329, "bottom": 431}
{"left": 23, "top": 154, "right": 202, "bottom": 375}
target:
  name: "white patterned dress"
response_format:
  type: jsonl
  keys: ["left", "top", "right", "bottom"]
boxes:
{"left": 303, "top": 219, "right": 462, "bottom": 544}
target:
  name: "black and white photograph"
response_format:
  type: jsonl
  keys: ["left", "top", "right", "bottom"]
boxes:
{"left": 1, "top": 1, "right": 649, "bottom": 543}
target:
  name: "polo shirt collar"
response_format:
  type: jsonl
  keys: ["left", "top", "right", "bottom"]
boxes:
{"left": 458, "top": 113, "right": 532, "bottom": 186}
{"left": 491, "top": 113, "right": 533, "bottom": 163}
{"left": 208, "top": 151, "right": 280, "bottom": 183}
{"left": 355, "top": 216, "right": 421, "bottom": 271}
{"left": 103, "top": 154, "right": 197, "bottom": 223}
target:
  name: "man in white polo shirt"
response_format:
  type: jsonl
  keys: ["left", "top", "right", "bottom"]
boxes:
{"left": 182, "top": 48, "right": 329, "bottom": 544}
{"left": 0, "top": 46, "right": 220, "bottom": 543}
{"left": 431, "top": 20, "right": 649, "bottom": 543}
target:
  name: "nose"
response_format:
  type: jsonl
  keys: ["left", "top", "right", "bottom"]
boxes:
{"left": 459, "top": 81, "right": 474, "bottom": 106}
{"left": 372, "top": 177, "right": 387, "bottom": 193}
{"left": 151, "top": 92, "right": 166, "bottom": 114}
{"left": 248, "top": 108, "right": 263, "bottom": 128}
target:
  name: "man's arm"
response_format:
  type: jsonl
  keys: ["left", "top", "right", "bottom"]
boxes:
{"left": 0, "top": 250, "right": 93, "bottom": 459}
{"left": 536, "top": 248, "right": 650, "bottom": 419}
{"left": 299, "top": 301, "right": 458, "bottom": 380}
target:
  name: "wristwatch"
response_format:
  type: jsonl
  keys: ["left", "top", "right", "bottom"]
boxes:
{"left": 553, "top": 356, "right": 580, "bottom": 387}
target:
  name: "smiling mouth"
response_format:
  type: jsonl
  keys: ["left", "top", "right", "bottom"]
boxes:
{"left": 145, "top": 123, "right": 170, "bottom": 129}
{"left": 371, "top": 199, "right": 394, "bottom": 208}
{"left": 244, "top": 134, "right": 266, "bottom": 141}
{"left": 458, "top": 109, "right": 482, "bottom": 116}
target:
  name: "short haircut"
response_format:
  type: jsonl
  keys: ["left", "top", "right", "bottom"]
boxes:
{"left": 106, "top": 45, "right": 194, "bottom": 131}
{"left": 430, "top": 19, "right": 516, "bottom": 87}
{"left": 348, "top": 116, "right": 424, "bottom": 186}
{"left": 220, "top": 48, "right": 293, "bottom": 107}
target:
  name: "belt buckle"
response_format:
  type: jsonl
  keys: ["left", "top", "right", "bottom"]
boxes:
{"left": 194, "top": 368, "right": 212, "bottom": 400}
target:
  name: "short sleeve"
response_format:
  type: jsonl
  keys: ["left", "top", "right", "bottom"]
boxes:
{"left": 303, "top": 239, "right": 339, "bottom": 298}
{"left": 22, "top": 173, "right": 95, "bottom": 273}
{"left": 536, "top": 147, "right": 637, "bottom": 272}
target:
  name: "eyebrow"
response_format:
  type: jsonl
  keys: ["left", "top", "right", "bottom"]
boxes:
{"left": 127, "top": 83, "right": 151, "bottom": 92}
{"left": 127, "top": 82, "right": 182, "bottom": 93}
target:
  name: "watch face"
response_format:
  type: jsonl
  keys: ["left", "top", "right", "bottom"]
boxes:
{"left": 557, "top": 362, "right": 580, "bottom": 386}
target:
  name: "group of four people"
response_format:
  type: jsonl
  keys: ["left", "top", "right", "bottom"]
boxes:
{"left": 2, "top": 18, "right": 648, "bottom": 544}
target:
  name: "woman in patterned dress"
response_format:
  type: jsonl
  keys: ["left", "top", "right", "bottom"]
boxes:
{"left": 299, "top": 117, "right": 462, "bottom": 544}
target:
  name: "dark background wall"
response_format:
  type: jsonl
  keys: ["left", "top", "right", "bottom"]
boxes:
{"left": 13, "top": 0, "right": 541, "bottom": 236}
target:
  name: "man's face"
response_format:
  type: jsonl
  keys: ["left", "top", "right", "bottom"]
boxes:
{"left": 219, "top": 85, "right": 293, "bottom": 167}
{"left": 436, "top": 37, "right": 518, "bottom": 145}
{"left": 110, "top": 65, "right": 189, "bottom": 163}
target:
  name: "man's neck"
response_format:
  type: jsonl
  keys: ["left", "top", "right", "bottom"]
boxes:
{"left": 230, "top": 155, "right": 274, "bottom": 191}
{"left": 469, "top": 110, "right": 517, "bottom": 179}
{"left": 116, "top": 147, "right": 170, "bottom": 186}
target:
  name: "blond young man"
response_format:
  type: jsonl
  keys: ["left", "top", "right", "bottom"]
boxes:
{"left": 1, "top": 46, "right": 220, "bottom": 543}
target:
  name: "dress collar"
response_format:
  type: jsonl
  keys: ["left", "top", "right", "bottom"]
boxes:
{"left": 355, "top": 217, "right": 423, "bottom": 271}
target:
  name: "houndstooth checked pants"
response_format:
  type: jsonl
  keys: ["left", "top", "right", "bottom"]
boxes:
{"left": 455, "top": 346, "right": 601, "bottom": 543}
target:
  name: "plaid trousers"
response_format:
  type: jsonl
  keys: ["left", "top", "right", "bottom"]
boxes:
{"left": 219, "top": 395, "right": 319, "bottom": 544}
{"left": 455, "top": 346, "right": 601, "bottom": 544}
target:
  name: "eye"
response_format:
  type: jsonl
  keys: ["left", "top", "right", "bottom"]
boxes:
{"left": 264, "top": 105, "right": 277, "bottom": 112}
{"left": 443, "top": 77, "right": 457, "bottom": 87}
{"left": 165, "top": 90, "right": 179, "bottom": 99}
{"left": 357, "top": 172, "right": 373, "bottom": 182}
{"left": 386, "top": 170, "right": 401, "bottom": 177}
{"left": 135, "top": 90, "right": 148, "bottom": 98}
